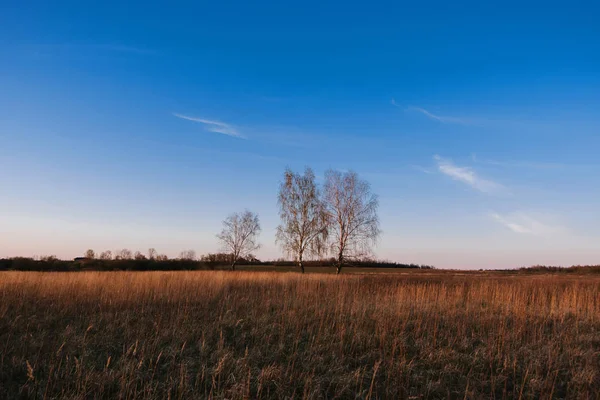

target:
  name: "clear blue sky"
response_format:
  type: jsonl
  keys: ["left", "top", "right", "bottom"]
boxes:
{"left": 1, "top": 1, "right": 599, "bottom": 268}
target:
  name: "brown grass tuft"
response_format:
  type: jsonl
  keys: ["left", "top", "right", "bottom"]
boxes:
{"left": 0, "top": 271, "right": 598, "bottom": 398}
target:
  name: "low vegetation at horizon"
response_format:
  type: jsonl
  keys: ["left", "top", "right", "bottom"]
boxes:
{"left": 1, "top": 270, "right": 598, "bottom": 399}
{"left": 0, "top": 167, "right": 384, "bottom": 274}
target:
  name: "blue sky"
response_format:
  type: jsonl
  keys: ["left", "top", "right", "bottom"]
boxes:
{"left": 1, "top": 1, "right": 599, "bottom": 268}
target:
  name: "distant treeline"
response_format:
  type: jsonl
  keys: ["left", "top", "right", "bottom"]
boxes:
{"left": 518, "top": 265, "right": 600, "bottom": 274}
{"left": 0, "top": 254, "right": 434, "bottom": 272}
{"left": 262, "top": 259, "right": 433, "bottom": 269}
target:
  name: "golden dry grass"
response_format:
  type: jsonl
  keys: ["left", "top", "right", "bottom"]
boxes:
{"left": 0, "top": 271, "right": 598, "bottom": 399}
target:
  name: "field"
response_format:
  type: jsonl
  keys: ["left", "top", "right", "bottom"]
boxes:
{"left": 1, "top": 271, "right": 598, "bottom": 399}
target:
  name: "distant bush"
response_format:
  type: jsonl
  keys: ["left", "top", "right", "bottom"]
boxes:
{"left": 519, "top": 265, "right": 600, "bottom": 274}
{"left": 260, "top": 258, "right": 432, "bottom": 269}
{"left": 0, "top": 256, "right": 433, "bottom": 272}
{"left": 0, "top": 257, "right": 207, "bottom": 272}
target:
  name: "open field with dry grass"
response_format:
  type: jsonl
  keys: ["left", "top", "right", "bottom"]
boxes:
{"left": 1, "top": 271, "right": 598, "bottom": 399}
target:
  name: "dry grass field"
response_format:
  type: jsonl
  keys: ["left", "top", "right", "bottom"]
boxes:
{"left": 0, "top": 271, "right": 598, "bottom": 399}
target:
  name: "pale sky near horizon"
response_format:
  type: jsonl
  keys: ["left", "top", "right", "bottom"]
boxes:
{"left": 1, "top": 1, "right": 599, "bottom": 269}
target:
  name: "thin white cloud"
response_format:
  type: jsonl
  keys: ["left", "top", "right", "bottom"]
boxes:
{"left": 411, "top": 165, "right": 435, "bottom": 174}
{"left": 408, "top": 107, "right": 473, "bottom": 125}
{"left": 434, "top": 155, "right": 507, "bottom": 195}
{"left": 482, "top": 159, "right": 571, "bottom": 170}
{"left": 391, "top": 99, "right": 473, "bottom": 125}
{"left": 173, "top": 113, "right": 244, "bottom": 138}
{"left": 96, "top": 44, "right": 157, "bottom": 55}
{"left": 472, "top": 156, "right": 600, "bottom": 171}
{"left": 490, "top": 212, "right": 566, "bottom": 236}
{"left": 28, "top": 43, "right": 157, "bottom": 56}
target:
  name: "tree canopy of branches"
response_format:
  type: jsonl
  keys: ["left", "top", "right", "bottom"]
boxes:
{"left": 115, "top": 249, "right": 132, "bottom": 260}
{"left": 147, "top": 248, "right": 158, "bottom": 260}
{"left": 216, "top": 210, "right": 261, "bottom": 271}
{"left": 179, "top": 250, "right": 197, "bottom": 261}
{"left": 276, "top": 167, "right": 328, "bottom": 273}
{"left": 323, "top": 169, "right": 381, "bottom": 274}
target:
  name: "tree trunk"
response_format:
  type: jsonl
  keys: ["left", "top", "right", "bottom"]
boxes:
{"left": 231, "top": 259, "right": 237, "bottom": 271}
{"left": 336, "top": 252, "right": 343, "bottom": 274}
{"left": 299, "top": 254, "right": 304, "bottom": 274}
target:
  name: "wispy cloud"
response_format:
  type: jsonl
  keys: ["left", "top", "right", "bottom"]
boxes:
{"left": 490, "top": 212, "right": 566, "bottom": 236}
{"left": 95, "top": 44, "right": 157, "bottom": 55}
{"left": 411, "top": 165, "right": 435, "bottom": 174}
{"left": 259, "top": 96, "right": 284, "bottom": 103}
{"left": 434, "top": 155, "right": 507, "bottom": 195}
{"left": 408, "top": 107, "right": 471, "bottom": 125}
{"left": 25, "top": 43, "right": 157, "bottom": 57}
{"left": 482, "top": 159, "right": 573, "bottom": 170}
{"left": 470, "top": 154, "right": 600, "bottom": 171}
{"left": 391, "top": 99, "right": 473, "bottom": 125}
{"left": 173, "top": 113, "right": 244, "bottom": 138}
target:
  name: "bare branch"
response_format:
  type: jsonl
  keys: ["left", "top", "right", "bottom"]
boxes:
{"left": 216, "top": 210, "right": 261, "bottom": 271}
{"left": 276, "top": 167, "right": 329, "bottom": 273}
{"left": 323, "top": 170, "right": 381, "bottom": 274}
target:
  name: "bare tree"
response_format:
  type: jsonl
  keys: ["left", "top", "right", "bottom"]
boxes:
{"left": 85, "top": 249, "right": 95, "bottom": 259}
{"left": 99, "top": 250, "right": 112, "bottom": 260}
{"left": 134, "top": 251, "right": 147, "bottom": 260}
{"left": 323, "top": 169, "right": 381, "bottom": 274}
{"left": 148, "top": 248, "right": 158, "bottom": 260}
{"left": 217, "top": 210, "right": 261, "bottom": 271}
{"left": 276, "top": 167, "right": 328, "bottom": 273}
{"left": 115, "top": 249, "right": 132, "bottom": 260}
{"left": 179, "top": 250, "right": 196, "bottom": 260}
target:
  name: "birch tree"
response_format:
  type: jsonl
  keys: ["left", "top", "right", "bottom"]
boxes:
{"left": 276, "top": 167, "right": 328, "bottom": 273}
{"left": 217, "top": 210, "right": 261, "bottom": 271}
{"left": 323, "top": 169, "right": 381, "bottom": 274}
